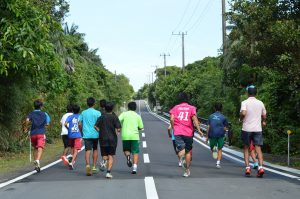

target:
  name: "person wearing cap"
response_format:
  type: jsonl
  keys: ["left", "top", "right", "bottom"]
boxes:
{"left": 240, "top": 85, "right": 267, "bottom": 177}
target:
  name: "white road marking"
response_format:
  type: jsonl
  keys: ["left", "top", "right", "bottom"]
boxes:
{"left": 0, "top": 146, "right": 85, "bottom": 189}
{"left": 145, "top": 176, "right": 159, "bottom": 199}
{"left": 143, "top": 153, "right": 150, "bottom": 163}
{"left": 142, "top": 133, "right": 145, "bottom": 137}
{"left": 145, "top": 104, "right": 300, "bottom": 180}
{"left": 143, "top": 141, "right": 147, "bottom": 148}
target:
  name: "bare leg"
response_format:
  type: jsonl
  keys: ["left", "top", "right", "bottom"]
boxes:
{"left": 85, "top": 150, "right": 91, "bottom": 165}
{"left": 107, "top": 155, "right": 114, "bottom": 171}
{"left": 243, "top": 145, "right": 250, "bottom": 167}
{"left": 133, "top": 154, "right": 139, "bottom": 165}
{"left": 250, "top": 150, "right": 257, "bottom": 162}
{"left": 93, "top": 149, "right": 98, "bottom": 167}
{"left": 217, "top": 149, "right": 222, "bottom": 161}
{"left": 255, "top": 145, "right": 264, "bottom": 166}
{"left": 178, "top": 149, "right": 185, "bottom": 159}
{"left": 72, "top": 148, "right": 78, "bottom": 164}
{"left": 185, "top": 151, "right": 191, "bottom": 169}
{"left": 63, "top": 147, "right": 70, "bottom": 156}
{"left": 36, "top": 148, "right": 43, "bottom": 160}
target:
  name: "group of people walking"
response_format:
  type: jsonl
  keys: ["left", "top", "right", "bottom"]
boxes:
{"left": 26, "top": 84, "right": 266, "bottom": 179}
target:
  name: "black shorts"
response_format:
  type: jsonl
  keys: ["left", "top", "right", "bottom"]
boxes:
{"left": 84, "top": 138, "right": 99, "bottom": 151}
{"left": 175, "top": 135, "right": 193, "bottom": 153}
{"left": 100, "top": 146, "right": 116, "bottom": 156}
{"left": 241, "top": 131, "right": 263, "bottom": 146}
{"left": 61, "top": 135, "right": 70, "bottom": 148}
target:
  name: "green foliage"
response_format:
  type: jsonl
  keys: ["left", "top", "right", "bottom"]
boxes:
{"left": 0, "top": 0, "right": 134, "bottom": 152}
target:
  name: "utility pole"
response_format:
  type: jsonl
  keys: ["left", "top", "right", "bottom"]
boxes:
{"left": 172, "top": 32, "right": 187, "bottom": 69}
{"left": 114, "top": 70, "right": 117, "bottom": 82}
{"left": 160, "top": 53, "right": 170, "bottom": 77}
{"left": 222, "top": 0, "right": 226, "bottom": 54}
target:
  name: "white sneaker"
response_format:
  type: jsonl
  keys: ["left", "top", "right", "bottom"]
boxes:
{"left": 99, "top": 160, "right": 107, "bottom": 172}
{"left": 216, "top": 164, "right": 221, "bottom": 169}
{"left": 212, "top": 146, "right": 218, "bottom": 159}
{"left": 106, "top": 172, "right": 113, "bottom": 179}
{"left": 34, "top": 160, "right": 41, "bottom": 172}
{"left": 183, "top": 169, "right": 190, "bottom": 177}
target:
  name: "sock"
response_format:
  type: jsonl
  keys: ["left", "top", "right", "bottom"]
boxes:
{"left": 126, "top": 155, "right": 130, "bottom": 160}
{"left": 133, "top": 164, "right": 137, "bottom": 171}
{"left": 246, "top": 166, "right": 250, "bottom": 169}
{"left": 35, "top": 160, "right": 40, "bottom": 165}
{"left": 258, "top": 166, "right": 263, "bottom": 170}
{"left": 216, "top": 160, "right": 220, "bottom": 165}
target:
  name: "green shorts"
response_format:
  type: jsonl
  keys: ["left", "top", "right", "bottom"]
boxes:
{"left": 209, "top": 137, "right": 224, "bottom": 150}
{"left": 122, "top": 140, "right": 140, "bottom": 154}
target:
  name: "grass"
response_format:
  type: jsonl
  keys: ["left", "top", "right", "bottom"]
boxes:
{"left": 0, "top": 139, "right": 63, "bottom": 175}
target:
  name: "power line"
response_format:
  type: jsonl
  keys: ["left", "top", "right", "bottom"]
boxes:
{"left": 172, "top": 0, "right": 192, "bottom": 32}
{"left": 181, "top": 0, "right": 203, "bottom": 31}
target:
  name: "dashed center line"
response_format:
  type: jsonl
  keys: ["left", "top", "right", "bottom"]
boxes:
{"left": 142, "top": 133, "right": 145, "bottom": 137}
{"left": 143, "top": 153, "right": 150, "bottom": 163}
{"left": 143, "top": 141, "right": 147, "bottom": 148}
{"left": 145, "top": 176, "right": 159, "bottom": 199}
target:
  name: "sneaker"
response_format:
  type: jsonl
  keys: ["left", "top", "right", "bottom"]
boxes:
{"left": 212, "top": 146, "right": 218, "bottom": 159}
{"left": 253, "top": 162, "right": 259, "bottom": 170}
{"left": 126, "top": 156, "right": 133, "bottom": 167}
{"left": 183, "top": 169, "right": 190, "bottom": 177}
{"left": 257, "top": 168, "right": 264, "bottom": 178}
{"left": 216, "top": 164, "right": 221, "bottom": 169}
{"left": 34, "top": 160, "right": 41, "bottom": 173}
{"left": 68, "top": 163, "right": 74, "bottom": 170}
{"left": 92, "top": 166, "right": 99, "bottom": 174}
{"left": 67, "top": 156, "right": 73, "bottom": 163}
{"left": 86, "top": 165, "right": 92, "bottom": 176}
{"left": 180, "top": 156, "right": 187, "bottom": 169}
{"left": 61, "top": 156, "right": 69, "bottom": 166}
{"left": 99, "top": 160, "right": 107, "bottom": 172}
{"left": 245, "top": 167, "right": 251, "bottom": 177}
{"left": 131, "top": 168, "right": 137, "bottom": 174}
{"left": 106, "top": 172, "right": 113, "bottom": 179}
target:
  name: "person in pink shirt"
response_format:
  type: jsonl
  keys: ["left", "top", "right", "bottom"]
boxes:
{"left": 170, "top": 92, "right": 204, "bottom": 177}
{"left": 240, "top": 85, "right": 267, "bottom": 177}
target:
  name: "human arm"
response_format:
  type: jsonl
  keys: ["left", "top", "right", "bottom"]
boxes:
{"left": 261, "top": 103, "right": 267, "bottom": 127}
{"left": 192, "top": 115, "right": 204, "bottom": 137}
{"left": 205, "top": 125, "right": 210, "bottom": 143}
{"left": 167, "top": 124, "right": 172, "bottom": 138}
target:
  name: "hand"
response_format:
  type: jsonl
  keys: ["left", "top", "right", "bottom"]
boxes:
{"left": 205, "top": 138, "right": 208, "bottom": 144}
{"left": 262, "top": 121, "right": 266, "bottom": 127}
{"left": 199, "top": 130, "right": 204, "bottom": 137}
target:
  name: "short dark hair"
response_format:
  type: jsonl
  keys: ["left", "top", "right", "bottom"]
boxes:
{"left": 105, "top": 102, "right": 114, "bottom": 113}
{"left": 178, "top": 92, "right": 189, "bottom": 104}
{"left": 34, "top": 99, "right": 43, "bottom": 109}
{"left": 247, "top": 87, "right": 257, "bottom": 96}
{"left": 87, "top": 97, "right": 95, "bottom": 107}
{"left": 214, "top": 102, "right": 223, "bottom": 112}
{"left": 128, "top": 102, "right": 137, "bottom": 111}
{"left": 100, "top": 99, "right": 106, "bottom": 108}
{"left": 72, "top": 104, "right": 80, "bottom": 114}
{"left": 67, "top": 104, "right": 73, "bottom": 112}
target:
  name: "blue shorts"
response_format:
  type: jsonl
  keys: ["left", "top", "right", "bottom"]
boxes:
{"left": 241, "top": 131, "right": 263, "bottom": 146}
{"left": 175, "top": 135, "right": 193, "bottom": 153}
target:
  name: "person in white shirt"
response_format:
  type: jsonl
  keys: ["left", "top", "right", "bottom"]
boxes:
{"left": 240, "top": 85, "right": 266, "bottom": 177}
{"left": 60, "top": 104, "right": 73, "bottom": 165}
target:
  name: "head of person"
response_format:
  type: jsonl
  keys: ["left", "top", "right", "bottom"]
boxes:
{"left": 34, "top": 99, "right": 43, "bottom": 110}
{"left": 246, "top": 85, "right": 257, "bottom": 96}
{"left": 100, "top": 99, "right": 106, "bottom": 109}
{"left": 214, "top": 102, "right": 223, "bottom": 112}
{"left": 177, "top": 92, "right": 189, "bottom": 104}
{"left": 66, "top": 104, "right": 73, "bottom": 113}
{"left": 105, "top": 102, "right": 114, "bottom": 113}
{"left": 128, "top": 101, "right": 137, "bottom": 111}
{"left": 87, "top": 97, "right": 95, "bottom": 107}
{"left": 72, "top": 104, "right": 80, "bottom": 114}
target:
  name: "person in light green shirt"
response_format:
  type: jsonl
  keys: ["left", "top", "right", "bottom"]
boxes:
{"left": 119, "top": 101, "right": 144, "bottom": 174}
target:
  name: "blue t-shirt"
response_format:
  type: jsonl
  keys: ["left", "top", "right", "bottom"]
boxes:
{"left": 208, "top": 112, "right": 228, "bottom": 138}
{"left": 28, "top": 110, "right": 50, "bottom": 135}
{"left": 79, "top": 108, "right": 101, "bottom": 139}
{"left": 66, "top": 114, "right": 81, "bottom": 139}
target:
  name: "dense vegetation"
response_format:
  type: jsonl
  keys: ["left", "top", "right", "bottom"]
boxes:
{"left": 137, "top": 0, "right": 299, "bottom": 156}
{"left": 0, "top": 0, "right": 134, "bottom": 152}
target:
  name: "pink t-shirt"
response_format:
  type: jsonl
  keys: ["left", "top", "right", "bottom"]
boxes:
{"left": 240, "top": 97, "right": 267, "bottom": 132}
{"left": 170, "top": 103, "right": 197, "bottom": 137}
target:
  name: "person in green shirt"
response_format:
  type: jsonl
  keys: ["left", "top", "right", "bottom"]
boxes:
{"left": 119, "top": 101, "right": 144, "bottom": 174}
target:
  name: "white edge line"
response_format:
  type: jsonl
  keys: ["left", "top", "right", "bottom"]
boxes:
{"left": 0, "top": 146, "right": 85, "bottom": 189}
{"left": 146, "top": 107, "right": 300, "bottom": 180}
{"left": 143, "top": 153, "right": 150, "bottom": 163}
{"left": 145, "top": 176, "right": 159, "bottom": 199}
{"left": 143, "top": 141, "right": 147, "bottom": 148}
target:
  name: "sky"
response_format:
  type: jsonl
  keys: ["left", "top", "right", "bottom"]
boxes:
{"left": 66, "top": 0, "right": 224, "bottom": 91}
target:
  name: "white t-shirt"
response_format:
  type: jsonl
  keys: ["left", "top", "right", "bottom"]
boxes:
{"left": 60, "top": 113, "right": 73, "bottom": 135}
{"left": 240, "top": 97, "right": 266, "bottom": 132}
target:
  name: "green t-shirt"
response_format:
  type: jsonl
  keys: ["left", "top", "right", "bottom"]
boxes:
{"left": 119, "top": 111, "right": 144, "bottom": 140}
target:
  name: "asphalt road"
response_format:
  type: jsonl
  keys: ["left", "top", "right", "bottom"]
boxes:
{"left": 0, "top": 100, "right": 299, "bottom": 199}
